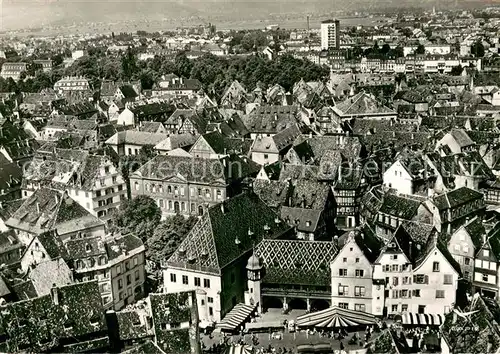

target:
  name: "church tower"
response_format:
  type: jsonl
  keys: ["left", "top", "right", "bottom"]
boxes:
{"left": 245, "top": 253, "right": 263, "bottom": 314}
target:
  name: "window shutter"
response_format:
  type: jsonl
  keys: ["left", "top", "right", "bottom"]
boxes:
{"left": 424, "top": 275, "right": 429, "bottom": 284}
{"left": 413, "top": 275, "right": 417, "bottom": 283}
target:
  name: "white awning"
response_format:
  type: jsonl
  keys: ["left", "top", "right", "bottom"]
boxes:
{"left": 216, "top": 303, "right": 256, "bottom": 331}
{"left": 401, "top": 313, "right": 443, "bottom": 326}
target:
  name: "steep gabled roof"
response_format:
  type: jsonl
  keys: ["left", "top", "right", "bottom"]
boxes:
{"left": 167, "top": 192, "right": 291, "bottom": 273}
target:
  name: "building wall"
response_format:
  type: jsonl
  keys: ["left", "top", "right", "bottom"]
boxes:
{"left": 410, "top": 248, "right": 458, "bottom": 315}
{"left": 130, "top": 176, "right": 226, "bottom": 218}
{"left": 373, "top": 251, "right": 413, "bottom": 316}
{"left": 330, "top": 238, "right": 374, "bottom": 313}
{"left": 163, "top": 267, "right": 222, "bottom": 323}
{"left": 251, "top": 151, "right": 279, "bottom": 166}
{"left": 20, "top": 239, "right": 50, "bottom": 272}
{"left": 383, "top": 161, "right": 414, "bottom": 195}
{"left": 448, "top": 227, "right": 475, "bottom": 281}
{"left": 110, "top": 251, "right": 146, "bottom": 311}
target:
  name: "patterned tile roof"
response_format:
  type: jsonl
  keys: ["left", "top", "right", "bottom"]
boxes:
{"left": 256, "top": 239, "right": 338, "bottom": 286}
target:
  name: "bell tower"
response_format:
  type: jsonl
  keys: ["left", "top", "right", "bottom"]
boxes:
{"left": 245, "top": 253, "right": 263, "bottom": 314}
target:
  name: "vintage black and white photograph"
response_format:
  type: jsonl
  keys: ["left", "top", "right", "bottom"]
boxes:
{"left": 0, "top": 0, "right": 498, "bottom": 353}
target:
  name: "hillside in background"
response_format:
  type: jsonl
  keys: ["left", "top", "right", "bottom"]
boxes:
{"left": 0, "top": 0, "right": 492, "bottom": 33}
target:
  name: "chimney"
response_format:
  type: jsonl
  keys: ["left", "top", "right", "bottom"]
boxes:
{"left": 36, "top": 202, "right": 40, "bottom": 214}
{"left": 338, "top": 165, "right": 342, "bottom": 182}
{"left": 274, "top": 113, "right": 278, "bottom": 121}
{"left": 220, "top": 203, "right": 225, "bottom": 214}
{"left": 409, "top": 241, "right": 412, "bottom": 260}
{"left": 51, "top": 284, "right": 59, "bottom": 305}
{"left": 55, "top": 193, "right": 59, "bottom": 204}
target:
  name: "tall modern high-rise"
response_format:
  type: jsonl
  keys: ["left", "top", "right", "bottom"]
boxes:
{"left": 321, "top": 19, "right": 340, "bottom": 50}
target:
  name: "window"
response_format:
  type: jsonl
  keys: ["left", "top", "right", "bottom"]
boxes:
{"left": 116, "top": 265, "right": 121, "bottom": 274}
{"left": 465, "top": 258, "right": 470, "bottom": 265}
{"left": 174, "top": 186, "right": 179, "bottom": 195}
{"left": 170, "top": 273, "right": 177, "bottom": 283}
{"left": 338, "top": 285, "right": 349, "bottom": 296}
{"left": 217, "top": 190, "right": 222, "bottom": 199}
{"left": 125, "top": 261, "right": 130, "bottom": 271}
{"left": 135, "top": 270, "right": 140, "bottom": 280}
{"left": 354, "top": 286, "right": 365, "bottom": 297}
{"left": 463, "top": 245, "right": 469, "bottom": 253}
{"left": 355, "top": 258, "right": 360, "bottom": 263}
{"left": 134, "top": 182, "right": 139, "bottom": 191}
{"left": 182, "top": 275, "right": 188, "bottom": 285}
{"left": 402, "top": 304, "right": 408, "bottom": 312}
{"left": 412, "top": 289, "right": 421, "bottom": 297}
{"left": 355, "top": 304, "right": 366, "bottom": 312}
{"left": 339, "top": 303, "right": 348, "bottom": 309}
{"left": 391, "top": 305, "right": 398, "bottom": 312}
{"left": 343, "top": 258, "right": 347, "bottom": 262}
{"left": 112, "top": 176, "right": 117, "bottom": 184}
{"left": 484, "top": 249, "right": 490, "bottom": 257}
{"left": 390, "top": 264, "right": 398, "bottom": 272}
{"left": 204, "top": 279, "right": 211, "bottom": 288}
{"left": 264, "top": 154, "right": 269, "bottom": 160}
{"left": 209, "top": 307, "right": 214, "bottom": 316}
{"left": 392, "top": 290, "right": 399, "bottom": 299}
{"left": 194, "top": 277, "right": 201, "bottom": 286}
{"left": 355, "top": 269, "right": 364, "bottom": 277}
{"left": 433, "top": 262, "right": 440, "bottom": 272}
{"left": 444, "top": 274, "right": 453, "bottom": 285}
{"left": 414, "top": 275, "right": 428, "bottom": 284}
{"left": 392, "top": 254, "right": 398, "bottom": 260}
{"left": 118, "top": 279, "right": 123, "bottom": 289}
{"left": 168, "top": 186, "right": 172, "bottom": 194}
{"left": 339, "top": 269, "right": 347, "bottom": 277}
{"left": 483, "top": 273, "right": 489, "bottom": 282}
{"left": 126, "top": 274, "right": 131, "bottom": 285}
{"left": 133, "top": 257, "right": 138, "bottom": 266}
{"left": 436, "top": 290, "right": 445, "bottom": 298}
{"left": 393, "top": 277, "right": 399, "bottom": 286}
{"left": 208, "top": 297, "right": 213, "bottom": 303}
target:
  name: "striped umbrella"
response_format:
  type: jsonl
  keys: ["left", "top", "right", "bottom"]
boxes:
{"left": 296, "top": 306, "right": 376, "bottom": 328}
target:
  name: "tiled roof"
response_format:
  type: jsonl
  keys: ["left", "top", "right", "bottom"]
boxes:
{"left": 154, "top": 133, "right": 198, "bottom": 151}
{"left": 29, "top": 258, "right": 73, "bottom": 296}
{"left": 442, "top": 294, "right": 500, "bottom": 354}
{"left": 253, "top": 180, "right": 290, "bottom": 210}
{"left": 149, "top": 291, "right": 197, "bottom": 354}
{"left": 256, "top": 239, "right": 337, "bottom": 286}
{"left": 6, "top": 189, "right": 103, "bottom": 235}
{"left": 279, "top": 164, "right": 319, "bottom": 181}
{"left": 34, "top": 230, "right": 67, "bottom": 259}
{"left": 1, "top": 280, "right": 107, "bottom": 352}
{"left": 333, "top": 92, "right": 396, "bottom": 117}
{"left": 105, "top": 131, "right": 169, "bottom": 146}
{"left": 450, "top": 128, "right": 474, "bottom": 148}
{"left": 379, "top": 193, "right": 422, "bottom": 220}
{"left": 433, "top": 187, "right": 484, "bottom": 210}
{"left": 0, "top": 154, "right": 22, "bottom": 192}
{"left": 242, "top": 105, "right": 300, "bottom": 134}
{"left": 168, "top": 192, "right": 291, "bottom": 272}
{"left": 133, "top": 154, "right": 259, "bottom": 185}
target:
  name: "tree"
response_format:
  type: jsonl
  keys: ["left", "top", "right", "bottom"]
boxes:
{"left": 146, "top": 214, "right": 198, "bottom": 263}
{"left": 381, "top": 43, "right": 391, "bottom": 56}
{"left": 415, "top": 44, "right": 426, "bottom": 54}
{"left": 111, "top": 195, "right": 162, "bottom": 242}
{"left": 451, "top": 65, "right": 464, "bottom": 76}
{"left": 471, "top": 42, "right": 485, "bottom": 58}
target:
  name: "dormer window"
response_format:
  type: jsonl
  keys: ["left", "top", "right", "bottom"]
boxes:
{"left": 85, "top": 244, "right": 92, "bottom": 252}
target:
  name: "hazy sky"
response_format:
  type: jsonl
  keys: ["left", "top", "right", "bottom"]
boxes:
{"left": 0, "top": 0, "right": 488, "bottom": 32}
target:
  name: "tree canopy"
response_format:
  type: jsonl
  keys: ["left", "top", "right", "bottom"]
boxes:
{"left": 146, "top": 214, "right": 198, "bottom": 264}
{"left": 111, "top": 195, "right": 162, "bottom": 242}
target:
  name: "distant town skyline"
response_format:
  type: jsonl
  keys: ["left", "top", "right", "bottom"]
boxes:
{"left": 0, "top": 0, "right": 490, "bottom": 33}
